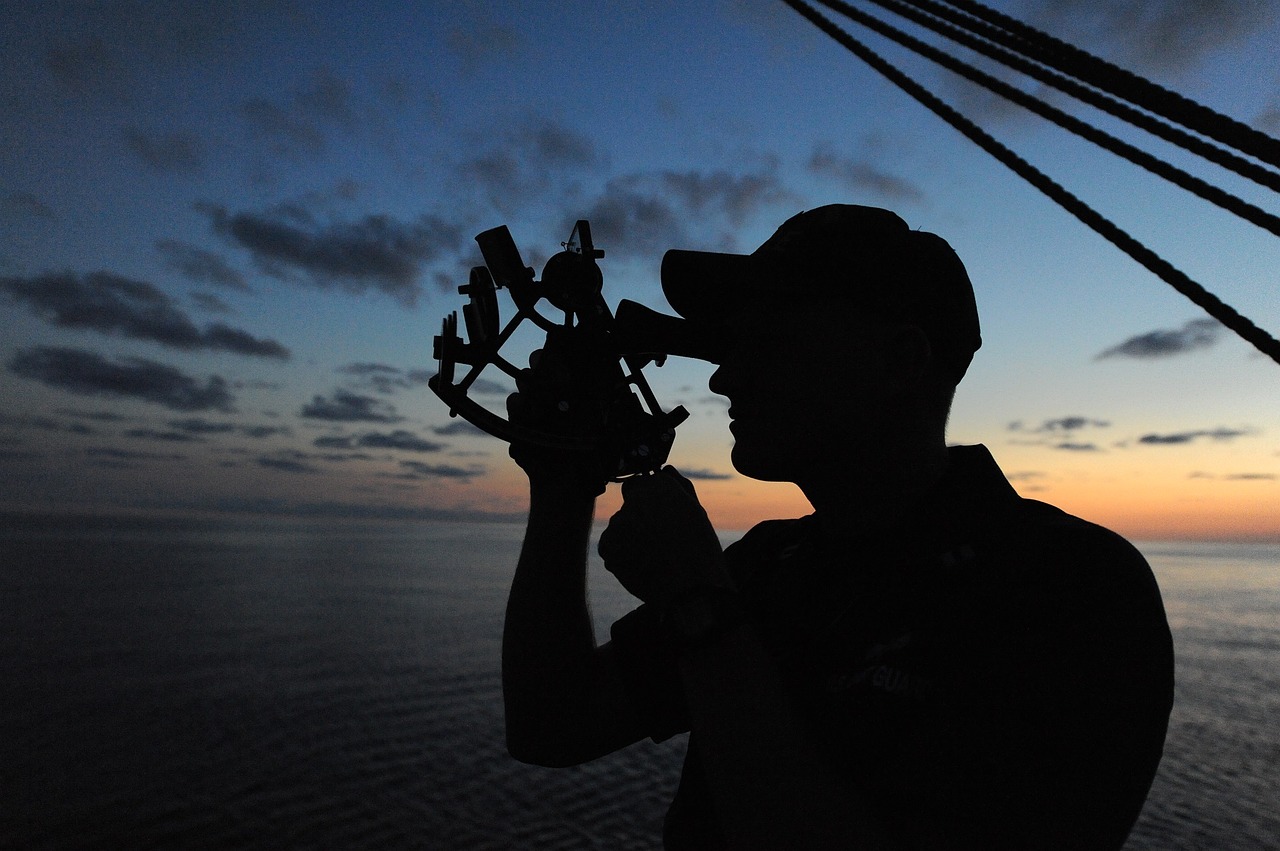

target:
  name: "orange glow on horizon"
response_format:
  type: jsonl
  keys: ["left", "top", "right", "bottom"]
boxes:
{"left": 477, "top": 450, "right": 1279, "bottom": 544}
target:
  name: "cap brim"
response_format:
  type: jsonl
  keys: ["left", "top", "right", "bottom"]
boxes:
{"left": 660, "top": 249, "right": 762, "bottom": 320}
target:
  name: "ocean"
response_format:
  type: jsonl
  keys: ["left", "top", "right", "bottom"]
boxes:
{"left": 2, "top": 514, "right": 1277, "bottom": 849}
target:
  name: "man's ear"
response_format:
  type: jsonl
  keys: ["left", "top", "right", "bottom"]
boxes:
{"left": 879, "top": 324, "right": 932, "bottom": 389}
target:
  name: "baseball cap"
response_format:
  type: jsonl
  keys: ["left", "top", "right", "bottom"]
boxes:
{"left": 660, "top": 204, "right": 981, "bottom": 382}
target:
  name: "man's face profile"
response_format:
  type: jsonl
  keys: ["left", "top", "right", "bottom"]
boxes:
{"left": 708, "top": 296, "right": 892, "bottom": 484}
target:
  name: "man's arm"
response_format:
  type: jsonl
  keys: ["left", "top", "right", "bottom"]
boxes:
{"left": 501, "top": 474, "right": 651, "bottom": 767}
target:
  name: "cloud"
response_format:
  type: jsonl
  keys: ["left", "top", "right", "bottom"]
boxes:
{"left": 462, "top": 119, "right": 604, "bottom": 210}
{"left": 396, "top": 459, "right": 486, "bottom": 481}
{"left": 8, "top": 346, "right": 235, "bottom": 412}
{"left": 446, "top": 19, "right": 523, "bottom": 73}
{"left": 314, "top": 429, "right": 446, "bottom": 452}
{"left": 0, "top": 413, "right": 95, "bottom": 435}
{"left": 1054, "top": 442, "right": 1102, "bottom": 452}
{"left": 356, "top": 430, "right": 446, "bottom": 452}
{"left": 573, "top": 164, "right": 796, "bottom": 259}
{"left": 1260, "top": 104, "right": 1280, "bottom": 134}
{"left": 55, "top": 408, "right": 127, "bottom": 422}
{"left": 1, "top": 192, "right": 57, "bottom": 221}
{"left": 806, "top": 143, "right": 924, "bottom": 202}
{"left": 166, "top": 417, "right": 288, "bottom": 439}
{"left": 468, "top": 377, "right": 513, "bottom": 395}
{"left": 190, "top": 292, "right": 234, "bottom": 314}
{"left": 44, "top": 35, "right": 116, "bottom": 96}
{"left": 242, "top": 97, "right": 327, "bottom": 158}
{"left": 1009, "top": 416, "right": 1111, "bottom": 433}
{"left": 203, "top": 203, "right": 463, "bottom": 305}
{"left": 1, "top": 271, "right": 287, "bottom": 359}
{"left": 300, "top": 389, "right": 402, "bottom": 423}
{"left": 85, "top": 447, "right": 185, "bottom": 462}
{"left": 1027, "top": 0, "right": 1278, "bottom": 76}
{"left": 430, "top": 420, "right": 488, "bottom": 437}
{"left": 1137, "top": 427, "right": 1251, "bottom": 445}
{"left": 1096, "top": 318, "right": 1222, "bottom": 359}
{"left": 239, "top": 69, "right": 363, "bottom": 160}
{"left": 295, "top": 69, "right": 357, "bottom": 127}
{"left": 125, "top": 428, "right": 205, "bottom": 443}
{"left": 338, "top": 361, "right": 434, "bottom": 394}
{"left": 122, "top": 128, "right": 204, "bottom": 173}
{"left": 680, "top": 468, "right": 734, "bottom": 480}
{"left": 155, "top": 239, "right": 251, "bottom": 291}
{"left": 167, "top": 418, "right": 237, "bottom": 435}
{"left": 258, "top": 456, "right": 319, "bottom": 475}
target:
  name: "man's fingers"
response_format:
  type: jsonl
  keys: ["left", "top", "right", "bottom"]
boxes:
{"left": 661, "top": 465, "right": 698, "bottom": 499}
{"left": 597, "top": 509, "right": 639, "bottom": 564}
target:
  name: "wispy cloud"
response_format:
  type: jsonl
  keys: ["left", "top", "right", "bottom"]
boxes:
{"left": 430, "top": 420, "right": 488, "bottom": 437}
{"left": 681, "top": 468, "right": 734, "bottom": 480}
{"left": 1009, "top": 416, "right": 1111, "bottom": 433}
{"left": 806, "top": 142, "right": 924, "bottom": 202}
{"left": 257, "top": 455, "right": 319, "bottom": 475}
{"left": 395, "top": 459, "right": 486, "bottom": 481}
{"left": 1, "top": 271, "right": 287, "bottom": 358}
{"left": 202, "top": 203, "right": 463, "bottom": 306}
{"left": 313, "top": 429, "right": 445, "bottom": 452}
{"left": 337, "top": 362, "right": 433, "bottom": 394}
{"left": 1137, "top": 427, "right": 1251, "bottom": 445}
{"left": 1, "top": 191, "right": 57, "bottom": 221}
{"left": 166, "top": 417, "right": 289, "bottom": 439}
{"left": 1096, "top": 318, "right": 1222, "bottom": 360}
{"left": 8, "top": 346, "right": 235, "bottom": 412}
{"left": 156, "top": 239, "right": 251, "bottom": 292}
{"left": 462, "top": 119, "right": 604, "bottom": 211}
{"left": 240, "top": 69, "right": 360, "bottom": 160}
{"left": 572, "top": 164, "right": 797, "bottom": 259}
{"left": 300, "top": 390, "right": 402, "bottom": 423}
{"left": 122, "top": 128, "right": 204, "bottom": 174}
{"left": 1028, "top": 0, "right": 1278, "bottom": 76}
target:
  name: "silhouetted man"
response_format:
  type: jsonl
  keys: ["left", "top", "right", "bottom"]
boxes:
{"left": 502, "top": 205, "right": 1173, "bottom": 849}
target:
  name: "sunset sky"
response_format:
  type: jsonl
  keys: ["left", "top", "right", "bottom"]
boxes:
{"left": 3, "top": 1, "right": 1278, "bottom": 541}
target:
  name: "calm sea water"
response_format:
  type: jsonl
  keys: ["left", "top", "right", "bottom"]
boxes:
{"left": 1, "top": 514, "right": 1277, "bottom": 849}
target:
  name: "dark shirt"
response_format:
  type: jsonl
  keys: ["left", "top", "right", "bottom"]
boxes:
{"left": 611, "top": 444, "right": 1174, "bottom": 849}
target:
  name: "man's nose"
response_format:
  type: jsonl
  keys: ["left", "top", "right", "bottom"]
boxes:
{"left": 708, "top": 362, "right": 738, "bottom": 398}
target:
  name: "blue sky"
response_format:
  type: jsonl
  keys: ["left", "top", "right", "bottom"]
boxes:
{"left": 2, "top": 0, "right": 1278, "bottom": 538}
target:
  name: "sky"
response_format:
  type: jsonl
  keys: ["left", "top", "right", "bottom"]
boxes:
{"left": 2, "top": 0, "right": 1279, "bottom": 541}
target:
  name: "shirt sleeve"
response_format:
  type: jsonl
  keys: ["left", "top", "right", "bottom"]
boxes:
{"left": 608, "top": 603, "right": 689, "bottom": 743}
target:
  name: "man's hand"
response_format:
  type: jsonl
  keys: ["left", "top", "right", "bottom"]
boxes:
{"left": 597, "top": 466, "right": 728, "bottom": 605}
{"left": 506, "top": 340, "right": 613, "bottom": 496}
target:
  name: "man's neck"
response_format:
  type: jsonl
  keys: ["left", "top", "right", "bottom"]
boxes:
{"left": 802, "top": 442, "right": 950, "bottom": 540}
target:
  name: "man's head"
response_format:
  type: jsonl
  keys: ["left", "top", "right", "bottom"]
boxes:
{"left": 660, "top": 205, "right": 981, "bottom": 485}
{"left": 660, "top": 204, "right": 981, "bottom": 385}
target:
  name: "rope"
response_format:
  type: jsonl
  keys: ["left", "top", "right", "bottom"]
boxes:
{"left": 862, "top": 0, "right": 1280, "bottom": 195}
{"left": 911, "top": 0, "right": 1280, "bottom": 168}
{"left": 780, "top": 0, "right": 1280, "bottom": 367}
{"left": 814, "top": 0, "right": 1280, "bottom": 238}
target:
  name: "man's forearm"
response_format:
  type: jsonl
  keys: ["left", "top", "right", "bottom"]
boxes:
{"left": 502, "top": 480, "right": 599, "bottom": 763}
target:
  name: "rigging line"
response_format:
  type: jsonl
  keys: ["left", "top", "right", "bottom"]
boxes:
{"left": 914, "top": 0, "right": 1280, "bottom": 168}
{"left": 779, "top": 0, "right": 1280, "bottom": 368}
{"left": 813, "top": 0, "right": 1280, "bottom": 239}
{"left": 862, "top": 0, "right": 1280, "bottom": 195}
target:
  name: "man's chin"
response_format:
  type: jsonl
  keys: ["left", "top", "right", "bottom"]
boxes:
{"left": 729, "top": 441, "right": 792, "bottom": 483}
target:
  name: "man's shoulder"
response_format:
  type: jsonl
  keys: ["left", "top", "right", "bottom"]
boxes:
{"left": 976, "top": 495, "right": 1153, "bottom": 588}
